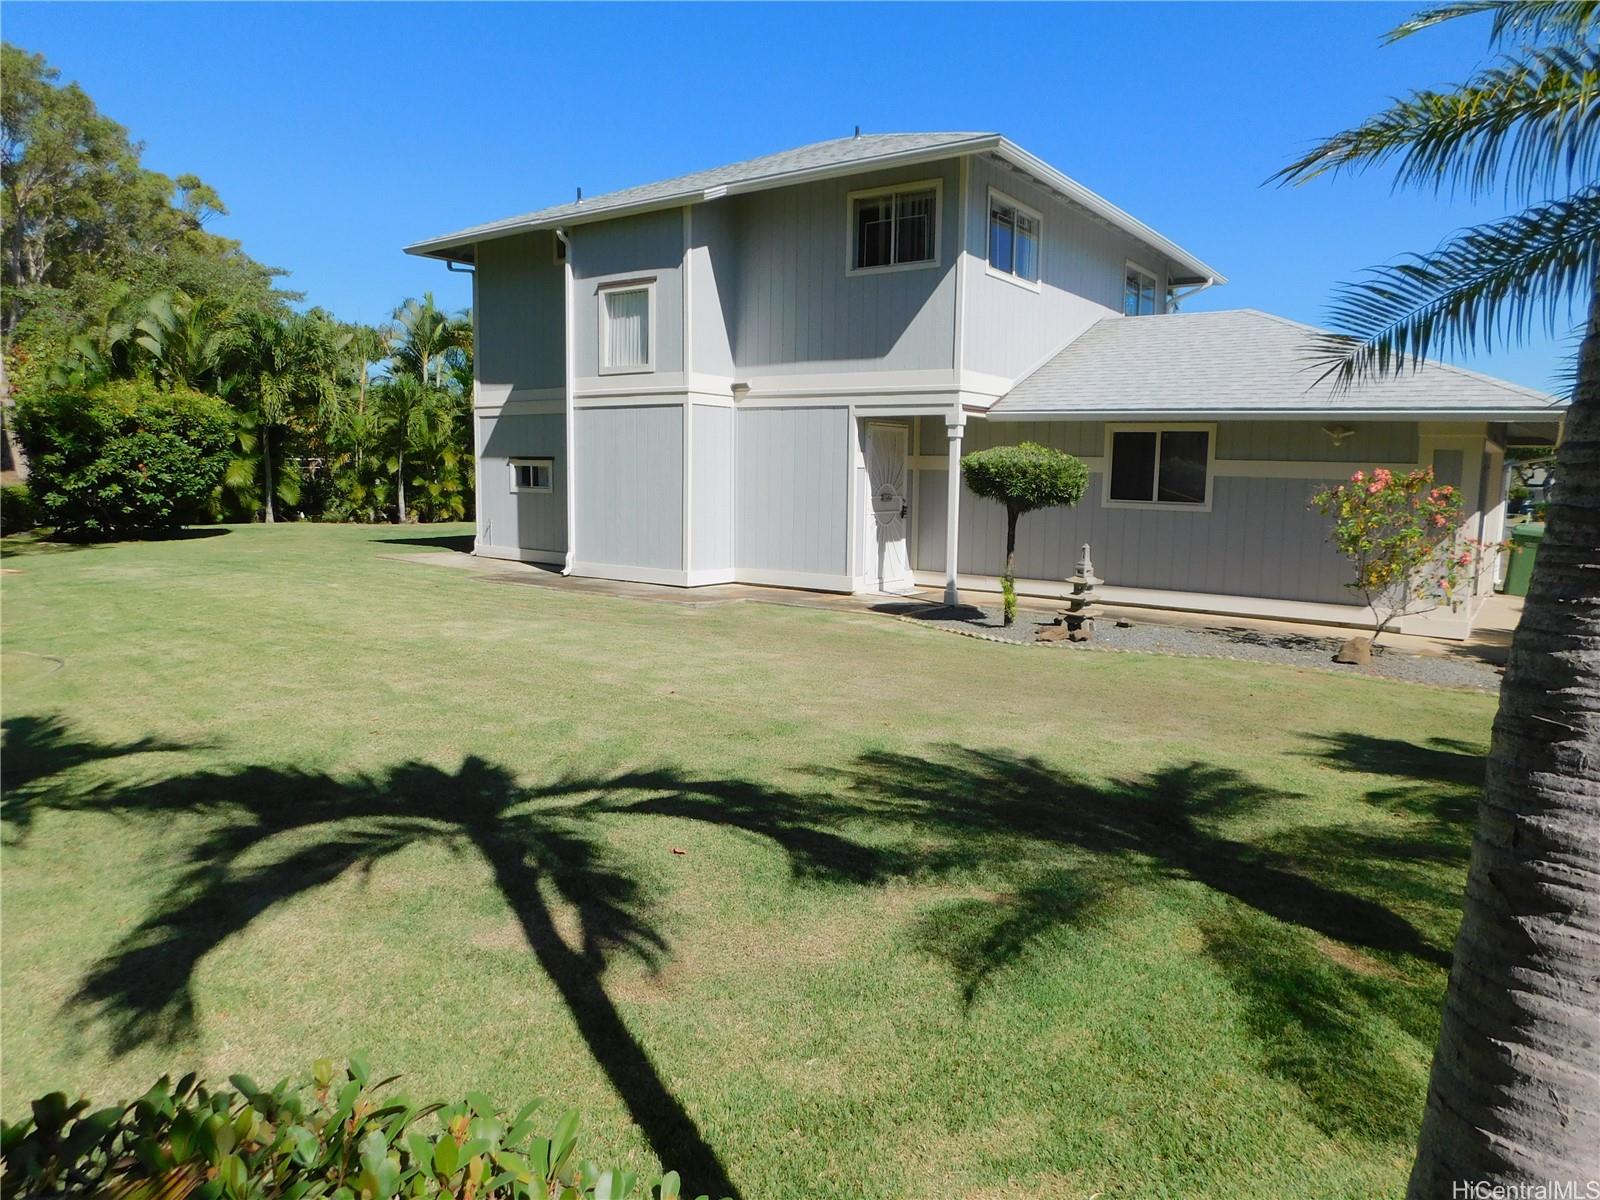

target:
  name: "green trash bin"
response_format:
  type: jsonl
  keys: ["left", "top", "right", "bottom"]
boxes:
{"left": 1503, "top": 522, "right": 1545, "bottom": 596}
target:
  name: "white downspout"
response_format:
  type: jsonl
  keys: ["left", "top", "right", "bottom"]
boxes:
{"left": 944, "top": 412, "right": 965, "bottom": 607}
{"left": 556, "top": 227, "right": 576, "bottom": 575}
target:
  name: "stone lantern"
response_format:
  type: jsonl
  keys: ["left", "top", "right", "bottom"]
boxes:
{"left": 1060, "top": 543, "right": 1102, "bottom": 638}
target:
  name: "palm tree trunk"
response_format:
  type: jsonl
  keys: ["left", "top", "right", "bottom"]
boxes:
{"left": 262, "top": 426, "right": 276, "bottom": 524}
{"left": 1407, "top": 285, "right": 1600, "bottom": 1193}
{"left": 396, "top": 448, "right": 405, "bottom": 524}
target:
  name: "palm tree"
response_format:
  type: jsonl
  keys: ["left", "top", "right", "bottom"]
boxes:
{"left": 223, "top": 311, "right": 340, "bottom": 523}
{"left": 388, "top": 293, "right": 468, "bottom": 389}
{"left": 372, "top": 372, "right": 435, "bottom": 523}
{"left": 1276, "top": 3, "right": 1600, "bottom": 1190}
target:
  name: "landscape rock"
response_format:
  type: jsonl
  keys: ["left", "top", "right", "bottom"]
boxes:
{"left": 1333, "top": 636, "right": 1373, "bottom": 665}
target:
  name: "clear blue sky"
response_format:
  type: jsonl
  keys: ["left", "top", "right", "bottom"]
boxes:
{"left": 5, "top": 1, "right": 1570, "bottom": 392}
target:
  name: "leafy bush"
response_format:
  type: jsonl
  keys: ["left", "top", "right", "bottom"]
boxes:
{"left": 1, "top": 1054, "right": 716, "bottom": 1200}
{"left": 961, "top": 442, "right": 1088, "bottom": 625}
{"left": 1309, "top": 466, "right": 1490, "bottom": 641}
{"left": 1, "top": 483, "right": 40, "bottom": 534}
{"left": 12, "top": 379, "right": 235, "bottom": 537}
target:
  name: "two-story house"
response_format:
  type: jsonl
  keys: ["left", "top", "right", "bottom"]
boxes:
{"left": 405, "top": 132, "right": 1564, "bottom": 638}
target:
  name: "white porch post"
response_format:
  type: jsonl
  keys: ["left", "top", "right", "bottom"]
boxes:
{"left": 944, "top": 413, "right": 965, "bottom": 606}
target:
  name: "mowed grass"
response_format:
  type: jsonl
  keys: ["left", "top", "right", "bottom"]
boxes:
{"left": 0, "top": 522, "right": 1491, "bottom": 1198}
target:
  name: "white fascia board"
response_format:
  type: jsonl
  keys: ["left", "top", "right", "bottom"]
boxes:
{"left": 982, "top": 407, "right": 1568, "bottom": 422}
{"left": 404, "top": 136, "right": 1004, "bottom": 261}
{"left": 993, "top": 139, "right": 1226, "bottom": 286}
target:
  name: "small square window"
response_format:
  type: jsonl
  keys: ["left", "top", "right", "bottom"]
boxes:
{"left": 510, "top": 458, "right": 554, "bottom": 493}
{"left": 850, "top": 183, "right": 939, "bottom": 271}
{"left": 1107, "top": 428, "right": 1210, "bottom": 507}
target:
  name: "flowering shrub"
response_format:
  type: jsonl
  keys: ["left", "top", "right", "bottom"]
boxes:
{"left": 1309, "top": 466, "right": 1492, "bottom": 640}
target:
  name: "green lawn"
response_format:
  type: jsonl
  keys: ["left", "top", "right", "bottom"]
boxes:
{"left": 0, "top": 522, "right": 1490, "bottom": 1198}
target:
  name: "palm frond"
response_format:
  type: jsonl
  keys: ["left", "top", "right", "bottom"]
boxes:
{"left": 1312, "top": 186, "right": 1600, "bottom": 386}
{"left": 1388, "top": 0, "right": 1600, "bottom": 46}
{"left": 1272, "top": 44, "right": 1600, "bottom": 199}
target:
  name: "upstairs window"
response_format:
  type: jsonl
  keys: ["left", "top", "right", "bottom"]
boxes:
{"left": 1107, "top": 426, "right": 1212, "bottom": 507}
{"left": 599, "top": 282, "right": 652, "bottom": 373}
{"left": 987, "top": 191, "right": 1041, "bottom": 284}
{"left": 850, "top": 182, "right": 939, "bottom": 272}
{"left": 1124, "top": 262, "right": 1159, "bottom": 316}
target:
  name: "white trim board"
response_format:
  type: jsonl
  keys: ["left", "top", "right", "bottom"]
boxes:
{"left": 476, "top": 543, "right": 566, "bottom": 566}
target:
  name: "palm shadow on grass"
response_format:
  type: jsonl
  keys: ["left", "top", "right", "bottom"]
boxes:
{"left": 3, "top": 721, "right": 1474, "bottom": 1159}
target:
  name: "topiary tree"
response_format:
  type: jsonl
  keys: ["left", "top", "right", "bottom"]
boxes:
{"left": 12, "top": 378, "right": 235, "bottom": 538}
{"left": 961, "top": 442, "right": 1089, "bottom": 624}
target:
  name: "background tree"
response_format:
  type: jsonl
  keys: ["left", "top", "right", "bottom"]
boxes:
{"left": 1277, "top": 3, "right": 1600, "bottom": 1190}
{"left": 960, "top": 443, "right": 1088, "bottom": 624}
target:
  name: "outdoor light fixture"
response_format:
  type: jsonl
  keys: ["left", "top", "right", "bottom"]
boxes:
{"left": 731, "top": 382, "right": 751, "bottom": 401}
{"left": 1322, "top": 424, "right": 1356, "bottom": 445}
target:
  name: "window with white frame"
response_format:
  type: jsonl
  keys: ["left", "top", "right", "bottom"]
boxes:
{"left": 1106, "top": 426, "right": 1212, "bottom": 506}
{"left": 987, "top": 191, "right": 1041, "bottom": 283}
{"left": 1124, "top": 263, "right": 1159, "bottom": 316}
{"left": 850, "top": 182, "right": 938, "bottom": 271}
{"left": 510, "top": 458, "right": 554, "bottom": 493}
{"left": 599, "top": 283, "right": 652, "bottom": 373}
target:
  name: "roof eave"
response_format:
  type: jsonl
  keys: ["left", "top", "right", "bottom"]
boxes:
{"left": 404, "top": 134, "right": 1007, "bottom": 260}
{"left": 992, "top": 139, "right": 1226, "bottom": 287}
{"left": 984, "top": 406, "right": 1568, "bottom": 422}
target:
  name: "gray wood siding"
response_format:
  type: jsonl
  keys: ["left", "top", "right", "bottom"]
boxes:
{"left": 918, "top": 471, "right": 1351, "bottom": 604}
{"left": 727, "top": 161, "right": 960, "bottom": 374}
{"left": 961, "top": 154, "right": 1176, "bottom": 381}
{"left": 1217, "top": 421, "right": 1417, "bottom": 462}
{"left": 689, "top": 202, "right": 737, "bottom": 377}
{"left": 691, "top": 404, "right": 734, "bottom": 571}
{"left": 574, "top": 405, "right": 683, "bottom": 570}
{"left": 477, "top": 412, "right": 567, "bottom": 553}
{"left": 572, "top": 209, "right": 685, "bottom": 378}
{"left": 476, "top": 234, "right": 564, "bottom": 403}
{"left": 735, "top": 406, "right": 850, "bottom": 576}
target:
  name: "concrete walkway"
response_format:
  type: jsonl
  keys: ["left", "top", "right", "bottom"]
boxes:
{"left": 386, "top": 547, "right": 1520, "bottom": 668}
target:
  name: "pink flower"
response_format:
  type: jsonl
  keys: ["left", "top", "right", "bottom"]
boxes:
{"left": 1457, "top": 552, "right": 1472, "bottom": 566}
{"left": 1373, "top": 468, "right": 1392, "bottom": 483}
{"left": 1367, "top": 482, "right": 1383, "bottom": 495}
{"left": 1431, "top": 514, "right": 1447, "bottom": 527}
{"left": 1351, "top": 471, "right": 1365, "bottom": 483}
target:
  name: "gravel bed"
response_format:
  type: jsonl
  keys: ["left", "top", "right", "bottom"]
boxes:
{"left": 886, "top": 604, "right": 1502, "bottom": 691}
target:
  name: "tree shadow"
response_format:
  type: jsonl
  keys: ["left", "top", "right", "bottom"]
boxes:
{"left": 8, "top": 722, "right": 1468, "bottom": 1160}
{"left": 3, "top": 720, "right": 738, "bottom": 1199}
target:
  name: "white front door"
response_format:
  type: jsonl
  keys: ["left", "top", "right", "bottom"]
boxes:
{"left": 865, "top": 422, "right": 914, "bottom": 593}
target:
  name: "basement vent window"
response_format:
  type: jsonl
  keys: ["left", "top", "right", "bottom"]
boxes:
{"left": 1106, "top": 426, "right": 1212, "bottom": 508}
{"left": 510, "top": 458, "right": 554, "bottom": 493}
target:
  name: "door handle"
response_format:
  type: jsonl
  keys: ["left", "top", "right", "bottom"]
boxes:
{"left": 899, "top": 502, "right": 908, "bottom": 520}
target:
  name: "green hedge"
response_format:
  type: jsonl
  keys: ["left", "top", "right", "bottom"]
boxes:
{"left": 11, "top": 378, "right": 234, "bottom": 538}
{"left": 1, "top": 482, "right": 40, "bottom": 534}
{"left": 1, "top": 1055, "right": 718, "bottom": 1200}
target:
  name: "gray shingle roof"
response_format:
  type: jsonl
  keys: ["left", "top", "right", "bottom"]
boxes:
{"left": 407, "top": 133, "right": 995, "bottom": 255}
{"left": 988, "top": 309, "right": 1563, "bottom": 419}
{"left": 404, "top": 132, "right": 1222, "bottom": 283}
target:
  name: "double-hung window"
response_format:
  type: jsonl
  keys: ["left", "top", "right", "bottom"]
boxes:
{"left": 987, "top": 190, "right": 1041, "bottom": 285}
{"left": 1124, "top": 263, "right": 1159, "bottom": 316}
{"left": 599, "top": 282, "right": 653, "bottom": 373}
{"left": 1106, "top": 425, "right": 1213, "bottom": 508}
{"left": 849, "top": 182, "right": 939, "bottom": 272}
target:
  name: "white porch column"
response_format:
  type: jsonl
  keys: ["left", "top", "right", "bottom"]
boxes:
{"left": 944, "top": 413, "right": 965, "bottom": 606}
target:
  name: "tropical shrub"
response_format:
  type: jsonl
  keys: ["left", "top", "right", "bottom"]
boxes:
{"left": 12, "top": 379, "right": 234, "bottom": 537}
{"left": 961, "top": 442, "right": 1088, "bottom": 624}
{"left": 0, "top": 1054, "right": 716, "bottom": 1200}
{"left": 1309, "top": 466, "right": 1489, "bottom": 642}
{"left": 1, "top": 482, "right": 40, "bottom": 534}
